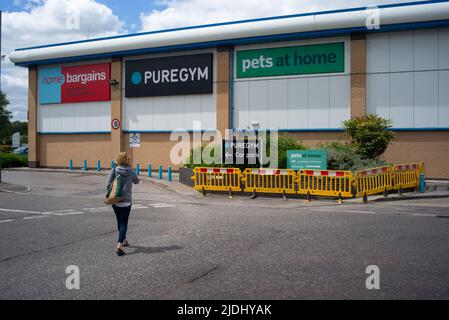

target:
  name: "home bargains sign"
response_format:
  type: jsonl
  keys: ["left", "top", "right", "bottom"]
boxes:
{"left": 236, "top": 42, "right": 344, "bottom": 78}
{"left": 39, "top": 63, "right": 111, "bottom": 104}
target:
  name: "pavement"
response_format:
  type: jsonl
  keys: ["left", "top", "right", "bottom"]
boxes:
{"left": 5, "top": 166, "right": 449, "bottom": 201}
{"left": 0, "top": 169, "right": 448, "bottom": 299}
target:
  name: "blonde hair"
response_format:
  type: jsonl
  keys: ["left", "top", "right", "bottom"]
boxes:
{"left": 116, "top": 152, "right": 131, "bottom": 166}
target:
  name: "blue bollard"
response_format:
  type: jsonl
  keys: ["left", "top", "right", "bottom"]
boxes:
{"left": 111, "top": 160, "right": 115, "bottom": 169}
{"left": 136, "top": 162, "right": 140, "bottom": 175}
{"left": 168, "top": 166, "right": 172, "bottom": 182}
{"left": 69, "top": 159, "right": 73, "bottom": 171}
{"left": 148, "top": 164, "right": 152, "bottom": 177}
{"left": 83, "top": 160, "right": 87, "bottom": 173}
{"left": 419, "top": 173, "right": 425, "bottom": 193}
{"left": 158, "top": 165, "right": 163, "bottom": 180}
{"left": 97, "top": 160, "right": 101, "bottom": 172}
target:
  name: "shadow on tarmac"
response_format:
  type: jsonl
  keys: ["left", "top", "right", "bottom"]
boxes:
{"left": 126, "top": 245, "right": 183, "bottom": 256}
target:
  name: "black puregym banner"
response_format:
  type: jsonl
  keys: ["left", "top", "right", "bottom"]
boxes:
{"left": 125, "top": 53, "right": 213, "bottom": 97}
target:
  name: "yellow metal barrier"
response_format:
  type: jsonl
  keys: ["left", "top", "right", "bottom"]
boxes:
{"left": 354, "top": 166, "right": 393, "bottom": 198}
{"left": 191, "top": 167, "right": 242, "bottom": 192}
{"left": 393, "top": 163, "right": 420, "bottom": 190}
{"left": 417, "top": 161, "right": 426, "bottom": 176}
{"left": 190, "top": 161, "right": 425, "bottom": 199}
{"left": 297, "top": 170, "right": 354, "bottom": 198}
{"left": 242, "top": 169, "right": 296, "bottom": 195}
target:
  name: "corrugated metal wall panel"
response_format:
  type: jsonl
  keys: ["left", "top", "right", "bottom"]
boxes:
{"left": 233, "top": 37, "right": 350, "bottom": 130}
{"left": 122, "top": 49, "right": 217, "bottom": 131}
{"left": 367, "top": 28, "right": 449, "bottom": 128}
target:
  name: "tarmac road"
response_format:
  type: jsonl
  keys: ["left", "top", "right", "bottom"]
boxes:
{"left": 0, "top": 171, "right": 448, "bottom": 299}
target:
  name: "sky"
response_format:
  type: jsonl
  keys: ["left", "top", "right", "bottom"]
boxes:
{"left": 0, "top": 0, "right": 417, "bottom": 121}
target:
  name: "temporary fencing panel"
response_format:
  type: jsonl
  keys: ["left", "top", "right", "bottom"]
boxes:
{"left": 417, "top": 161, "right": 425, "bottom": 175}
{"left": 297, "top": 170, "right": 354, "bottom": 198}
{"left": 393, "top": 163, "right": 420, "bottom": 190}
{"left": 192, "top": 168, "right": 242, "bottom": 192}
{"left": 354, "top": 166, "right": 393, "bottom": 197}
{"left": 190, "top": 161, "right": 425, "bottom": 199}
{"left": 243, "top": 169, "right": 296, "bottom": 194}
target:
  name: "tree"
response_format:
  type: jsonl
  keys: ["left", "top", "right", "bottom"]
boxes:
{"left": 0, "top": 91, "right": 13, "bottom": 144}
{"left": 342, "top": 114, "right": 395, "bottom": 159}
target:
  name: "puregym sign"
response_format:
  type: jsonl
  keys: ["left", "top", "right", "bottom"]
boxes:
{"left": 38, "top": 63, "right": 111, "bottom": 104}
{"left": 236, "top": 42, "right": 345, "bottom": 78}
{"left": 125, "top": 53, "right": 213, "bottom": 97}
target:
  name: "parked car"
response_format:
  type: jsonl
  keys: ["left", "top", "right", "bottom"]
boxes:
{"left": 12, "top": 146, "right": 28, "bottom": 155}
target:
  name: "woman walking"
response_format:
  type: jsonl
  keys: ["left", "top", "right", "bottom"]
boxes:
{"left": 106, "top": 152, "right": 139, "bottom": 256}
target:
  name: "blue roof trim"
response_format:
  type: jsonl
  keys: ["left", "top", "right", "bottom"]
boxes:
{"left": 15, "top": 0, "right": 449, "bottom": 52}
{"left": 38, "top": 131, "right": 111, "bottom": 135}
{"left": 15, "top": 19, "right": 449, "bottom": 68}
{"left": 390, "top": 127, "right": 449, "bottom": 131}
{"left": 232, "top": 128, "right": 345, "bottom": 132}
{"left": 36, "top": 128, "right": 449, "bottom": 135}
{"left": 123, "top": 130, "right": 217, "bottom": 133}
{"left": 235, "top": 127, "right": 449, "bottom": 132}
{"left": 15, "top": 20, "right": 449, "bottom": 67}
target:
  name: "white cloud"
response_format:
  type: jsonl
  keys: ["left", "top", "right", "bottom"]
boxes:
{"left": 2, "top": 0, "right": 419, "bottom": 121}
{"left": 2, "top": 0, "right": 126, "bottom": 120}
{"left": 139, "top": 0, "right": 416, "bottom": 31}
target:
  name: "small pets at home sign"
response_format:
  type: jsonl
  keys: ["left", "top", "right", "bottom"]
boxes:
{"left": 129, "top": 133, "right": 140, "bottom": 148}
{"left": 287, "top": 150, "right": 328, "bottom": 170}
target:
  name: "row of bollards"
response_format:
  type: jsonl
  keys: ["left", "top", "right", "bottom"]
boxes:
{"left": 69, "top": 159, "right": 172, "bottom": 181}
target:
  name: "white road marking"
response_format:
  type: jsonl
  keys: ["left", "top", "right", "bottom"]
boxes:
{"left": 42, "top": 211, "right": 84, "bottom": 216}
{"left": 0, "top": 208, "right": 41, "bottom": 214}
{"left": 60, "top": 211, "right": 84, "bottom": 215}
{"left": 0, "top": 219, "right": 14, "bottom": 224}
{"left": 395, "top": 212, "right": 438, "bottom": 218}
{"left": 0, "top": 186, "right": 31, "bottom": 193}
{"left": 149, "top": 203, "right": 176, "bottom": 208}
{"left": 86, "top": 208, "right": 111, "bottom": 212}
{"left": 24, "top": 216, "right": 49, "bottom": 220}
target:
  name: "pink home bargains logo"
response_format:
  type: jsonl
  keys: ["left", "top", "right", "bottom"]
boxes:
{"left": 39, "top": 63, "right": 111, "bottom": 104}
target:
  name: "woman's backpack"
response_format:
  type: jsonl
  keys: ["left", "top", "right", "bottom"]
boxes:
{"left": 104, "top": 174, "right": 124, "bottom": 205}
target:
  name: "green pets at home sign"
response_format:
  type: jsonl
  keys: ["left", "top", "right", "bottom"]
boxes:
{"left": 287, "top": 150, "right": 328, "bottom": 170}
{"left": 236, "top": 42, "right": 344, "bottom": 78}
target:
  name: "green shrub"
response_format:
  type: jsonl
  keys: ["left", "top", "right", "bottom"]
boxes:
{"left": 184, "top": 144, "right": 223, "bottom": 168}
{"left": 0, "top": 152, "right": 28, "bottom": 167}
{"left": 342, "top": 115, "right": 394, "bottom": 159}
{"left": 183, "top": 134, "right": 308, "bottom": 169}
{"left": 0, "top": 145, "right": 12, "bottom": 153}
{"left": 323, "top": 141, "right": 388, "bottom": 171}
{"left": 269, "top": 133, "right": 308, "bottom": 169}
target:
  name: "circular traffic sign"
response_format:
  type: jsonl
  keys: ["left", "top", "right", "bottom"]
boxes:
{"left": 111, "top": 119, "right": 121, "bottom": 130}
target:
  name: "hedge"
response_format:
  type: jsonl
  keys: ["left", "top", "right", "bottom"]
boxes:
{"left": 0, "top": 152, "right": 28, "bottom": 168}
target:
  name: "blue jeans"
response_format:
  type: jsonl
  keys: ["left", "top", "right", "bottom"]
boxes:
{"left": 112, "top": 205, "right": 131, "bottom": 243}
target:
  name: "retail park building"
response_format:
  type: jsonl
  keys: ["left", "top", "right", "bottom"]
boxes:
{"left": 9, "top": 1, "right": 449, "bottom": 178}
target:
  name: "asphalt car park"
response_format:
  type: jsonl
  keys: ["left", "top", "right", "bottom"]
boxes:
{"left": 0, "top": 171, "right": 448, "bottom": 299}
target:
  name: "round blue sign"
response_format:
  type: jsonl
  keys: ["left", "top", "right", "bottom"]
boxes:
{"left": 131, "top": 72, "right": 142, "bottom": 85}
